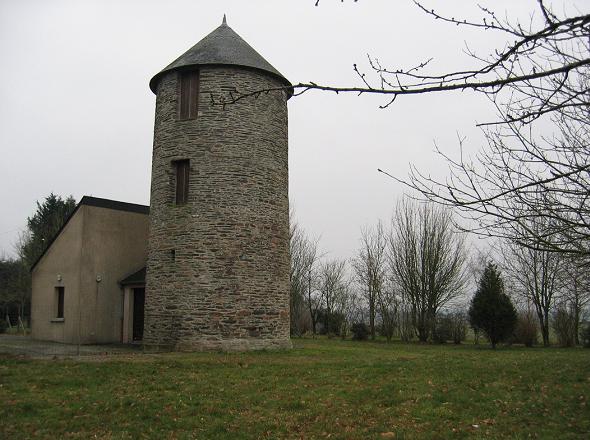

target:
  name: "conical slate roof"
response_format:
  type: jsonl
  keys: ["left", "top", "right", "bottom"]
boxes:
{"left": 149, "top": 16, "right": 291, "bottom": 95}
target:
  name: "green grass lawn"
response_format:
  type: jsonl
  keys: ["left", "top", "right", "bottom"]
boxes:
{"left": 1, "top": 339, "right": 589, "bottom": 439}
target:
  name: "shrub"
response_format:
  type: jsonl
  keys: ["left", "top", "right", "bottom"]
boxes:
{"left": 377, "top": 322, "right": 395, "bottom": 341}
{"left": 433, "top": 314, "right": 453, "bottom": 344}
{"left": 378, "top": 309, "right": 397, "bottom": 342}
{"left": 553, "top": 306, "right": 577, "bottom": 347}
{"left": 317, "top": 310, "right": 346, "bottom": 337}
{"left": 513, "top": 311, "right": 538, "bottom": 347}
{"left": 351, "top": 322, "right": 369, "bottom": 341}
{"left": 434, "top": 311, "right": 468, "bottom": 344}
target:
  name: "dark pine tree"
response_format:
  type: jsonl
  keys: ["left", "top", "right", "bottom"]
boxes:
{"left": 469, "top": 263, "right": 517, "bottom": 349}
{"left": 20, "top": 193, "right": 76, "bottom": 267}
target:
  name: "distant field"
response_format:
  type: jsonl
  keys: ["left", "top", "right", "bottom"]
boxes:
{"left": 1, "top": 339, "right": 589, "bottom": 439}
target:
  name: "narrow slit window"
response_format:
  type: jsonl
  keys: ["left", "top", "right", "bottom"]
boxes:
{"left": 179, "top": 71, "right": 199, "bottom": 120}
{"left": 174, "top": 159, "right": 190, "bottom": 205}
{"left": 56, "top": 287, "right": 64, "bottom": 319}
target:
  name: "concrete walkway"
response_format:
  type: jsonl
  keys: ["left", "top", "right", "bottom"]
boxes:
{"left": 0, "top": 334, "right": 140, "bottom": 358}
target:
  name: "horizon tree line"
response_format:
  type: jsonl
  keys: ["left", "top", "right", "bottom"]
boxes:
{"left": 290, "top": 198, "right": 590, "bottom": 347}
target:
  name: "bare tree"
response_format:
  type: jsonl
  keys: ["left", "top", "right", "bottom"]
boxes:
{"left": 374, "top": 3, "right": 589, "bottom": 256}
{"left": 317, "top": 259, "right": 349, "bottom": 335}
{"left": 513, "top": 308, "right": 539, "bottom": 347}
{"left": 388, "top": 200, "right": 468, "bottom": 342}
{"left": 502, "top": 231, "right": 564, "bottom": 347}
{"left": 377, "top": 278, "right": 398, "bottom": 343}
{"left": 560, "top": 259, "right": 590, "bottom": 345}
{"left": 289, "top": 219, "right": 320, "bottom": 336}
{"left": 234, "top": 2, "right": 589, "bottom": 124}
{"left": 351, "top": 221, "right": 387, "bottom": 340}
{"left": 333, "top": 280, "right": 359, "bottom": 339}
{"left": 397, "top": 299, "right": 415, "bottom": 343}
{"left": 552, "top": 304, "right": 577, "bottom": 347}
{"left": 306, "top": 273, "right": 323, "bottom": 337}
{"left": 397, "top": 97, "right": 590, "bottom": 255}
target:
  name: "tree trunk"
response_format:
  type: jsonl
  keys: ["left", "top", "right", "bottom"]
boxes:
{"left": 325, "top": 293, "right": 332, "bottom": 335}
{"left": 417, "top": 324, "right": 429, "bottom": 342}
{"left": 369, "top": 294, "right": 375, "bottom": 340}
{"left": 307, "top": 274, "right": 316, "bottom": 337}
{"left": 414, "top": 308, "right": 430, "bottom": 342}
{"left": 541, "top": 318, "right": 550, "bottom": 347}
{"left": 536, "top": 308, "right": 550, "bottom": 347}
{"left": 573, "top": 296, "right": 580, "bottom": 346}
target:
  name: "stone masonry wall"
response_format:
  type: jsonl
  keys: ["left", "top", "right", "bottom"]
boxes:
{"left": 144, "top": 66, "right": 290, "bottom": 351}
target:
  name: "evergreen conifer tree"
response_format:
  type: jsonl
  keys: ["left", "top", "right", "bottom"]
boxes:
{"left": 19, "top": 193, "right": 76, "bottom": 267}
{"left": 469, "top": 263, "right": 517, "bottom": 349}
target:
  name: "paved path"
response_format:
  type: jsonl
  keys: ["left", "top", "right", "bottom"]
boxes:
{"left": 0, "top": 334, "right": 140, "bottom": 358}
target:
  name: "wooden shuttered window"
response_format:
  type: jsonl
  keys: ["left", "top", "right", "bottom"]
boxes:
{"left": 56, "top": 287, "right": 64, "bottom": 319}
{"left": 179, "top": 71, "right": 199, "bottom": 120}
{"left": 174, "top": 159, "right": 190, "bottom": 205}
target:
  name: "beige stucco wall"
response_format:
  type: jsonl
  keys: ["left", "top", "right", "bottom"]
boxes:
{"left": 31, "top": 204, "right": 149, "bottom": 344}
{"left": 31, "top": 207, "right": 85, "bottom": 343}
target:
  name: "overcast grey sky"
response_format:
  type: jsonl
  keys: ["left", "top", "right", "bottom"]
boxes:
{"left": 0, "top": 0, "right": 585, "bottom": 261}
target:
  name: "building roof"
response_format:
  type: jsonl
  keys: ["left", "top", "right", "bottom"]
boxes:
{"left": 80, "top": 196, "right": 149, "bottom": 215}
{"left": 149, "top": 15, "right": 292, "bottom": 95}
{"left": 30, "top": 196, "right": 149, "bottom": 271}
{"left": 119, "top": 267, "right": 146, "bottom": 286}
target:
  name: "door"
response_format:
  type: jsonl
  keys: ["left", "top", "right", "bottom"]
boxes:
{"left": 132, "top": 288, "right": 145, "bottom": 341}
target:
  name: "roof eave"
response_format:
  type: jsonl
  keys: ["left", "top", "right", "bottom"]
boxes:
{"left": 149, "top": 63, "right": 294, "bottom": 98}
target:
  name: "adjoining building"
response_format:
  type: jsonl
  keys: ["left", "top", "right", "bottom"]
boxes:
{"left": 31, "top": 17, "right": 292, "bottom": 350}
{"left": 31, "top": 196, "right": 149, "bottom": 344}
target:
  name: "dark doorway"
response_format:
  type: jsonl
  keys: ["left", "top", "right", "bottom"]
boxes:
{"left": 132, "top": 288, "right": 145, "bottom": 341}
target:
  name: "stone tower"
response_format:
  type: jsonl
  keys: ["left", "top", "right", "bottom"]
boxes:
{"left": 143, "top": 17, "right": 292, "bottom": 351}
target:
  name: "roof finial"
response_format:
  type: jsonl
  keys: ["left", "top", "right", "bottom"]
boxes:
{"left": 222, "top": 14, "right": 227, "bottom": 26}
